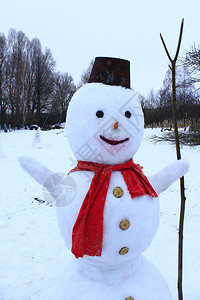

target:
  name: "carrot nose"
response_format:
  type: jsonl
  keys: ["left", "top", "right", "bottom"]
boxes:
{"left": 113, "top": 121, "right": 118, "bottom": 129}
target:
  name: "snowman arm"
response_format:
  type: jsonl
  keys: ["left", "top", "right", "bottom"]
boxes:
{"left": 19, "top": 156, "right": 52, "bottom": 185}
{"left": 18, "top": 156, "right": 62, "bottom": 199}
{"left": 148, "top": 158, "right": 190, "bottom": 195}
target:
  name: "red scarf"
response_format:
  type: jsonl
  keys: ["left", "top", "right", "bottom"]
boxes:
{"left": 69, "top": 158, "right": 158, "bottom": 258}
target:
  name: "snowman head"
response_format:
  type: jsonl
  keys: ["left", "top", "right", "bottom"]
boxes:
{"left": 66, "top": 82, "right": 144, "bottom": 165}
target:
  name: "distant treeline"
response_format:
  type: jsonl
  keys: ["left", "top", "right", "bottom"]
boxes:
{"left": 0, "top": 29, "right": 200, "bottom": 129}
{"left": 0, "top": 29, "right": 77, "bottom": 129}
{"left": 140, "top": 45, "right": 200, "bottom": 129}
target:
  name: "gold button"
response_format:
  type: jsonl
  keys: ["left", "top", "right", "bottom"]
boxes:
{"left": 120, "top": 219, "right": 130, "bottom": 230}
{"left": 113, "top": 187, "right": 123, "bottom": 198}
{"left": 125, "top": 297, "right": 134, "bottom": 300}
{"left": 119, "top": 247, "right": 129, "bottom": 255}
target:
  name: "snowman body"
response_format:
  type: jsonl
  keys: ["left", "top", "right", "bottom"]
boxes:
{"left": 56, "top": 83, "right": 172, "bottom": 299}
{"left": 57, "top": 171, "right": 160, "bottom": 265}
{"left": 56, "top": 255, "right": 171, "bottom": 300}
{"left": 56, "top": 171, "right": 172, "bottom": 300}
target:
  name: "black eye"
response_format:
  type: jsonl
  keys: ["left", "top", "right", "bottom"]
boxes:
{"left": 125, "top": 111, "right": 131, "bottom": 118}
{"left": 96, "top": 110, "right": 104, "bottom": 118}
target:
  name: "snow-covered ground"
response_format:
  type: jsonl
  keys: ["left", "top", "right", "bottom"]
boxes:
{"left": 0, "top": 128, "right": 199, "bottom": 300}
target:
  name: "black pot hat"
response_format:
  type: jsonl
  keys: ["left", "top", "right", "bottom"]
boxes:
{"left": 88, "top": 57, "right": 130, "bottom": 89}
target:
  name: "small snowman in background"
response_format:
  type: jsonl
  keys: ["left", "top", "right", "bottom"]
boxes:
{"left": 19, "top": 57, "right": 189, "bottom": 300}
{"left": 32, "top": 126, "right": 42, "bottom": 148}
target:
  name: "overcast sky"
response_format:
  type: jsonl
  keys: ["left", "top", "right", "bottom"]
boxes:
{"left": 0, "top": 0, "right": 199, "bottom": 96}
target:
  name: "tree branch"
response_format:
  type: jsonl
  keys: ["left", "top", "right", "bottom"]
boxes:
{"left": 174, "top": 19, "right": 184, "bottom": 62}
{"left": 160, "top": 33, "right": 173, "bottom": 63}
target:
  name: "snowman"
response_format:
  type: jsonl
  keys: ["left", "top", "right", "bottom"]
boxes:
{"left": 19, "top": 57, "right": 189, "bottom": 300}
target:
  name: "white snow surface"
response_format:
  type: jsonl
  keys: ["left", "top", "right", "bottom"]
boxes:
{"left": 0, "top": 128, "right": 200, "bottom": 299}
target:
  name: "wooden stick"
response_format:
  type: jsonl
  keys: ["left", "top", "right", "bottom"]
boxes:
{"left": 160, "top": 19, "right": 186, "bottom": 300}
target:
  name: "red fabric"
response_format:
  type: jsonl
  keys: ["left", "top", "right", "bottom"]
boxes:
{"left": 69, "top": 158, "right": 158, "bottom": 258}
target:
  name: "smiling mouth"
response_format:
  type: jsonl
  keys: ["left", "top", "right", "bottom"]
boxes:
{"left": 100, "top": 135, "right": 129, "bottom": 145}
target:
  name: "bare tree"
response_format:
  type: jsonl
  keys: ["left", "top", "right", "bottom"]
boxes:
{"left": 0, "top": 33, "right": 8, "bottom": 127}
{"left": 156, "top": 87, "right": 172, "bottom": 129}
{"left": 47, "top": 72, "right": 76, "bottom": 125}
{"left": 30, "top": 39, "right": 55, "bottom": 124}
{"left": 0, "top": 28, "right": 76, "bottom": 128}
{"left": 78, "top": 59, "right": 94, "bottom": 87}
{"left": 184, "top": 44, "right": 200, "bottom": 85}
{"left": 162, "top": 65, "right": 197, "bottom": 129}
{"left": 5, "top": 29, "right": 31, "bottom": 128}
